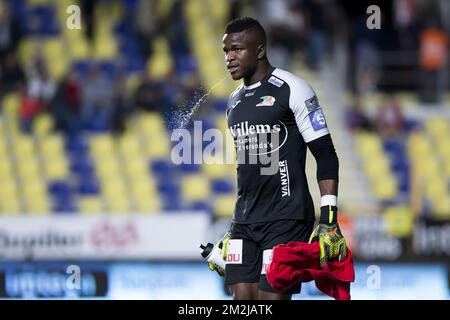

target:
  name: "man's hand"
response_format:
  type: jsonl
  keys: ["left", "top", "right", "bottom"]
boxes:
{"left": 208, "top": 232, "right": 230, "bottom": 276}
{"left": 309, "top": 205, "right": 347, "bottom": 268}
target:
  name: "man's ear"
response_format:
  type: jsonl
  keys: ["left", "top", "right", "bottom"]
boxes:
{"left": 257, "top": 44, "right": 265, "bottom": 60}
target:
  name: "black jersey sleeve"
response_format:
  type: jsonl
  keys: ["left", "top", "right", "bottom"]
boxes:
{"left": 307, "top": 134, "right": 339, "bottom": 181}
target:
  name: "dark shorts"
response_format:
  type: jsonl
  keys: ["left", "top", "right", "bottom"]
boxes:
{"left": 224, "top": 219, "right": 314, "bottom": 294}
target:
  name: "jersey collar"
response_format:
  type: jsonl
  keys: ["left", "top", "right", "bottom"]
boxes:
{"left": 243, "top": 66, "right": 276, "bottom": 91}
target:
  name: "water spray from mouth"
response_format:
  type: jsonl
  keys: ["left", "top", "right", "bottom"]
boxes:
{"left": 170, "top": 76, "right": 228, "bottom": 131}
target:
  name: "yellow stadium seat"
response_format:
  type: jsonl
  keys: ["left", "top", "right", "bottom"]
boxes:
{"left": 445, "top": 161, "right": 450, "bottom": 178}
{"left": 356, "top": 132, "right": 383, "bottom": 156}
{"left": 0, "top": 197, "right": 22, "bottom": 214}
{"left": 425, "top": 178, "right": 447, "bottom": 198}
{"left": 47, "top": 58, "right": 68, "bottom": 81}
{"left": 202, "top": 162, "right": 228, "bottom": 179}
{"left": 118, "top": 133, "right": 142, "bottom": 156}
{"left": 25, "top": 198, "right": 51, "bottom": 215}
{"left": 40, "top": 134, "right": 65, "bottom": 157}
{"left": 436, "top": 139, "right": 450, "bottom": 159}
{"left": 90, "top": 134, "right": 115, "bottom": 158}
{"left": 431, "top": 198, "right": 450, "bottom": 218}
{"left": 95, "top": 158, "right": 121, "bottom": 179}
{"left": 18, "top": 38, "right": 38, "bottom": 67}
{"left": 125, "top": 73, "right": 141, "bottom": 96}
{"left": 107, "top": 196, "right": 131, "bottom": 213}
{"left": 102, "top": 177, "right": 127, "bottom": 198}
{"left": 0, "top": 159, "right": 13, "bottom": 178}
{"left": 43, "top": 38, "right": 64, "bottom": 60}
{"left": 208, "top": 0, "right": 228, "bottom": 27}
{"left": 407, "top": 132, "right": 431, "bottom": 155}
{"left": 124, "top": 159, "right": 149, "bottom": 179}
{"left": 373, "top": 176, "right": 398, "bottom": 199}
{"left": 130, "top": 177, "right": 156, "bottom": 195}
{"left": 33, "top": 113, "right": 54, "bottom": 137}
{"left": 22, "top": 178, "right": 47, "bottom": 199}
{"left": 363, "top": 157, "right": 391, "bottom": 178}
{"left": 213, "top": 195, "right": 235, "bottom": 219}
{"left": 67, "top": 34, "right": 90, "bottom": 59}
{"left": 13, "top": 135, "right": 35, "bottom": 159}
{"left": 134, "top": 195, "right": 161, "bottom": 214}
{"left": 145, "top": 134, "right": 171, "bottom": 159}
{"left": 185, "top": 0, "right": 203, "bottom": 20}
{"left": 147, "top": 54, "right": 173, "bottom": 79}
{"left": 26, "top": 0, "right": 51, "bottom": 5}
{"left": 415, "top": 157, "right": 440, "bottom": 177}
{"left": 0, "top": 179, "right": 18, "bottom": 199}
{"left": 137, "top": 112, "right": 166, "bottom": 134}
{"left": 181, "top": 174, "right": 211, "bottom": 202}
{"left": 44, "top": 158, "right": 70, "bottom": 179}
{"left": 79, "top": 197, "right": 104, "bottom": 214}
{"left": 425, "top": 117, "right": 448, "bottom": 137}
{"left": 93, "top": 36, "right": 117, "bottom": 59}
{"left": 0, "top": 145, "right": 8, "bottom": 160}
{"left": 17, "top": 160, "right": 40, "bottom": 178}
{"left": 383, "top": 206, "right": 413, "bottom": 237}
{"left": 156, "top": 0, "right": 175, "bottom": 20}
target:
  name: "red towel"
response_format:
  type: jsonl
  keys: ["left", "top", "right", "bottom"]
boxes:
{"left": 266, "top": 241, "right": 355, "bottom": 300}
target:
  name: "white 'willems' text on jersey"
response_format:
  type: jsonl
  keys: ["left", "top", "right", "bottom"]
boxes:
{"left": 226, "top": 67, "right": 330, "bottom": 224}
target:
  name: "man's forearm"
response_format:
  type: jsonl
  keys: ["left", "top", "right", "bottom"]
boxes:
{"left": 318, "top": 179, "right": 338, "bottom": 197}
{"left": 318, "top": 179, "right": 338, "bottom": 224}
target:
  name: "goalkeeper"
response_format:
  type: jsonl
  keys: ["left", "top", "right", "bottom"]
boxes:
{"left": 206, "top": 17, "right": 347, "bottom": 300}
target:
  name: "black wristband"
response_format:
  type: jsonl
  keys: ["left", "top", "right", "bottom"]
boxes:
{"left": 319, "top": 205, "right": 338, "bottom": 224}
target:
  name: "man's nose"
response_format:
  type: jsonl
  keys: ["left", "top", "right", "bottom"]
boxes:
{"left": 226, "top": 51, "right": 236, "bottom": 63}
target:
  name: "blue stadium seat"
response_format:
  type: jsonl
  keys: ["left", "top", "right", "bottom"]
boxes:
{"left": 213, "top": 100, "right": 228, "bottom": 112}
{"left": 179, "top": 163, "right": 200, "bottom": 173}
{"left": 77, "top": 175, "right": 100, "bottom": 195}
{"left": 72, "top": 61, "right": 91, "bottom": 78}
{"left": 174, "top": 54, "right": 197, "bottom": 74}
{"left": 100, "top": 61, "right": 117, "bottom": 79}
{"left": 52, "top": 196, "right": 77, "bottom": 213}
{"left": 162, "top": 194, "right": 182, "bottom": 211}
{"left": 211, "top": 179, "right": 233, "bottom": 194}
{"left": 189, "top": 201, "right": 211, "bottom": 212}
{"left": 151, "top": 159, "right": 173, "bottom": 176}
{"left": 48, "top": 181, "right": 72, "bottom": 197}
{"left": 70, "top": 155, "right": 94, "bottom": 176}
{"left": 66, "top": 134, "right": 89, "bottom": 156}
{"left": 157, "top": 179, "right": 180, "bottom": 197}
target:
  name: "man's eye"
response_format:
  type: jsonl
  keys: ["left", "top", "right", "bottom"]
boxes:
{"left": 235, "top": 48, "right": 241, "bottom": 52}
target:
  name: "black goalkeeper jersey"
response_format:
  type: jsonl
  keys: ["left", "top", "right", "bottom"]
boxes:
{"left": 226, "top": 67, "right": 331, "bottom": 224}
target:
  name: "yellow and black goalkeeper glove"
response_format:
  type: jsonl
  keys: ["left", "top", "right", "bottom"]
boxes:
{"left": 309, "top": 205, "right": 347, "bottom": 268}
{"left": 207, "top": 231, "right": 230, "bottom": 276}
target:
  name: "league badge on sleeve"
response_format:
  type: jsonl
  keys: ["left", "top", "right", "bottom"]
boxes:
{"left": 308, "top": 109, "right": 328, "bottom": 131}
{"left": 305, "top": 95, "right": 320, "bottom": 112}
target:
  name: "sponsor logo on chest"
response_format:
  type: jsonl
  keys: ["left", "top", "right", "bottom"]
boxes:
{"left": 256, "top": 96, "right": 276, "bottom": 107}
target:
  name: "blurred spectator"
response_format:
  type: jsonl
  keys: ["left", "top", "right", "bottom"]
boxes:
{"left": 166, "top": 0, "right": 190, "bottom": 57}
{"left": 81, "top": 64, "right": 114, "bottom": 129}
{"left": 111, "top": 74, "right": 133, "bottom": 135}
{"left": 418, "top": 19, "right": 448, "bottom": 104}
{"left": 303, "top": 0, "right": 330, "bottom": 70}
{"left": 51, "top": 69, "right": 81, "bottom": 134}
{"left": 258, "top": 0, "right": 306, "bottom": 69}
{"left": 27, "top": 61, "right": 56, "bottom": 110}
{"left": 353, "top": 13, "right": 382, "bottom": 95}
{"left": 0, "top": 50, "right": 25, "bottom": 96}
{"left": 375, "top": 95, "right": 405, "bottom": 139}
{"left": 0, "top": 1, "right": 23, "bottom": 65}
{"left": 18, "top": 82, "right": 43, "bottom": 133}
{"left": 134, "top": 73, "right": 171, "bottom": 114}
{"left": 80, "top": 0, "right": 97, "bottom": 42}
{"left": 133, "top": 0, "right": 157, "bottom": 59}
{"left": 345, "top": 96, "right": 373, "bottom": 132}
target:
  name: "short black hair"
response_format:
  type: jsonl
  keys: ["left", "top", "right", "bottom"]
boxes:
{"left": 225, "top": 17, "right": 266, "bottom": 38}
